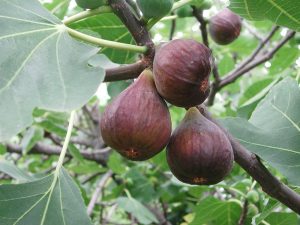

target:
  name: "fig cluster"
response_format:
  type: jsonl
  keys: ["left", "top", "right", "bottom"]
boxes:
{"left": 209, "top": 9, "right": 242, "bottom": 45}
{"left": 101, "top": 38, "right": 233, "bottom": 185}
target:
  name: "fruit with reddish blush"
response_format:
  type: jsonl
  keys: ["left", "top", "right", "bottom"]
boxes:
{"left": 100, "top": 70, "right": 172, "bottom": 161}
{"left": 153, "top": 39, "right": 212, "bottom": 108}
{"left": 209, "top": 8, "right": 242, "bottom": 45}
{"left": 167, "top": 107, "right": 234, "bottom": 185}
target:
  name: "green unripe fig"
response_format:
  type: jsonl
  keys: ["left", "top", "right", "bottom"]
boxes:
{"left": 137, "top": 0, "right": 174, "bottom": 20}
{"left": 198, "top": 0, "right": 212, "bottom": 10}
{"left": 177, "top": 5, "right": 193, "bottom": 18}
{"left": 191, "top": 0, "right": 212, "bottom": 9}
{"left": 294, "top": 33, "right": 300, "bottom": 44}
{"left": 246, "top": 190, "right": 259, "bottom": 203}
{"left": 248, "top": 204, "right": 259, "bottom": 216}
{"left": 75, "top": 0, "right": 107, "bottom": 9}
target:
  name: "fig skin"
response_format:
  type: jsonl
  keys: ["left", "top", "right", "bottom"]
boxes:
{"left": 209, "top": 8, "right": 242, "bottom": 45}
{"left": 153, "top": 39, "right": 212, "bottom": 108}
{"left": 167, "top": 107, "right": 233, "bottom": 185}
{"left": 100, "top": 70, "right": 172, "bottom": 161}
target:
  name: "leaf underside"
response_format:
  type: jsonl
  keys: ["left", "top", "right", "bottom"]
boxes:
{"left": 229, "top": 0, "right": 300, "bottom": 31}
{"left": 223, "top": 78, "right": 300, "bottom": 185}
{"left": 0, "top": 0, "right": 105, "bottom": 141}
{"left": 0, "top": 168, "right": 92, "bottom": 225}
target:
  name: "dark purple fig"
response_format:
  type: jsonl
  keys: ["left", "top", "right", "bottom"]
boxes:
{"left": 153, "top": 39, "right": 212, "bottom": 108}
{"left": 209, "top": 8, "right": 242, "bottom": 45}
{"left": 167, "top": 107, "right": 233, "bottom": 185}
{"left": 100, "top": 69, "right": 172, "bottom": 161}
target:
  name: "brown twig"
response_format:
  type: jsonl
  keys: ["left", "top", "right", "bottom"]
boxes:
{"left": 169, "top": 13, "right": 176, "bottom": 40}
{"left": 220, "top": 30, "right": 295, "bottom": 88}
{"left": 207, "top": 30, "right": 295, "bottom": 105}
{"left": 104, "top": 61, "right": 146, "bottom": 82}
{"left": 198, "top": 105, "right": 300, "bottom": 214}
{"left": 238, "top": 200, "right": 249, "bottom": 225}
{"left": 87, "top": 170, "right": 113, "bottom": 216}
{"left": 192, "top": 7, "right": 209, "bottom": 47}
{"left": 108, "top": 0, "right": 155, "bottom": 65}
{"left": 231, "top": 26, "right": 280, "bottom": 75}
{"left": 6, "top": 143, "right": 108, "bottom": 166}
{"left": 193, "top": 8, "right": 221, "bottom": 105}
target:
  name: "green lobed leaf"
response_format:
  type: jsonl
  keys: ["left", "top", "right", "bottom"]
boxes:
{"left": 107, "top": 152, "right": 127, "bottom": 174}
{"left": 0, "top": 0, "right": 105, "bottom": 142}
{"left": 116, "top": 197, "right": 158, "bottom": 225}
{"left": 125, "top": 167, "right": 157, "bottom": 203}
{"left": 21, "top": 127, "right": 44, "bottom": 154}
{"left": 70, "top": 13, "right": 137, "bottom": 64}
{"left": 222, "top": 78, "right": 300, "bottom": 185}
{"left": 252, "top": 199, "right": 280, "bottom": 225}
{"left": 0, "top": 168, "right": 92, "bottom": 225}
{"left": 0, "top": 159, "right": 33, "bottom": 182}
{"left": 264, "top": 212, "right": 298, "bottom": 225}
{"left": 43, "top": 0, "right": 71, "bottom": 19}
{"left": 229, "top": 0, "right": 300, "bottom": 31}
{"left": 190, "top": 197, "right": 242, "bottom": 225}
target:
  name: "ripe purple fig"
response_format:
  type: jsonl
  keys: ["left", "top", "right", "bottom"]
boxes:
{"left": 100, "top": 69, "right": 172, "bottom": 161}
{"left": 153, "top": 39, "right": 212, "bottom": 108}
{"left": 209, "top": 8, "right": 242, "bottom": 45}
{"left": 167, "top": 107, "right": 233, "bottom": 185}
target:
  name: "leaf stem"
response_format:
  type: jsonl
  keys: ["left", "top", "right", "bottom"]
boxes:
{"left": 63, "top": 6, "right": 113, "bottom": 25}
{"left": 296, "top": 69, "right": 300, "bottom": 83}
{"left": 65, "top": 27, "right": 148, "bottom": 53}
{"left": 55, "top": 111, "right": 76, "bottom": 174}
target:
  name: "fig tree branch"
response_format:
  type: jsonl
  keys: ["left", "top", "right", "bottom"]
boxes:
{"left": 6, "top": 143, "right": 108, "bottom": 166}
{"left": 230, "top": 26, "right": 280, "bottom": 75}
{"left": 220, "top": 30, "right": 296, "bottom": 88}
{"left": 169, "top": 13, "right": 176, "bottom": 41}
{"left": 207, "top": 30, "right": 295, "bottom": 105}
{"left": 87, "top": 170, "right": 113, "bottom": 216}
{"left": 198, "top": 105, "right": 300, "bottom": 215}
{"left": 104, "top": 61, "right": 146, "bottom": 82}
{"left": 193, "top": 8, "right": 209, "bottom": 47}
{"left": 193, "top": 8, "right": 221, "bottom": 89}
{"left": 108, "top": 0, "right": 155, "bottom": 63}
{"left": 238, "top": 200, "right": 248, "bottom": 225}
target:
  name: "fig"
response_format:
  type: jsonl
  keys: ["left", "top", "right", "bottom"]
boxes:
{"left": 176, "top": 5, "right": 193, "bottom": 18}
{"left": 192, "top": 0, "right": 212, "bottom": 10}
{"left": 137, "top": 0, "right": 174, "bottom": 20}
{"left": 246, "top": 190, "right": 259, "bottom": 203}
{"left": 153, "top": 39, "right": 212, "bottom": 108}
{"left": 166, "top": 107, "right": 233, "bottom": 185}
{"left": 75, "top": 0, "right": 107, "bottom": 9}
{"left": 100, "top": 69, "right": 172, "bottom": 161}
{"left": 209, "top": 8, "right": 242, "bottom": 45}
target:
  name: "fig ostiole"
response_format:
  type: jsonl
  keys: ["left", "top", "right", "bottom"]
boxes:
{"left": 167, "top": 107, "right": 234, "bottom": 185}
{"left": 209, "top": 8, "right": 242, "bottom": 45}
{"left": 100, "top": 69, "right": 172, "bottom": 161}
{"left": 153, "top": 39, "right": 212, "bottom": 108}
